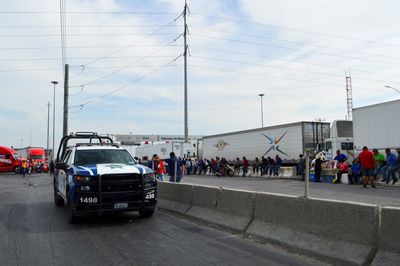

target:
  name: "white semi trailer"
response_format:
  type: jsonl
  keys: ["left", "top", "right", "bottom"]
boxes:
{"left": 135, "top": 142, "right": 197, "bottom": 160}
{"left": 201, "top": 121, "right": 330, "bottom": 164}
{"left": 353, "top": 99, "right": 400, "bottom": 152}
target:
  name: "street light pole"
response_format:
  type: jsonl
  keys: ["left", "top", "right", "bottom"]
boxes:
{"left": 51, "top": 81, "right": 59, "bottom": 160}
{"left": 258, "top": 93, "right": 265, "bottom": 128}
{"left": 385, "top": 85, "right": 400, "bottom": 94}
{"left": 46, "top": 102, "right": 50, "bottom": 160}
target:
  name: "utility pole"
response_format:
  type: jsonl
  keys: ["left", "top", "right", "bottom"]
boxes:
{"left": 47, "top": 102, "right": 50, "bottom": 160}
{"left": 258, "top": 93, "right": 265, "bottom": 128}
{"left": 304, "top": 148, "right": 310, "bottom": 198}
{"left": 63, "top": 64, "right": 69, "bottom": 137}
{"left": 51, "top": 80, "right": 59, "bottom": 160}
{"left": 183, "top": 0, "right": 189, "bottom": 143}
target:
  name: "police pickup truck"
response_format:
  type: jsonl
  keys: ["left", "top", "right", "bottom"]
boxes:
{"left": 53, "top": 132, "right": 157, "bottom": 223}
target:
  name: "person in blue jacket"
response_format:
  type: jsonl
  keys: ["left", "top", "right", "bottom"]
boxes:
{"left": 348, "top": 159, "right": 361, "bottom": 184}
{"left": 381, "top": 149, "right": 397, "bottom": 184}
{"left": 164, "top": 152, "right": 183, "bottom": 182}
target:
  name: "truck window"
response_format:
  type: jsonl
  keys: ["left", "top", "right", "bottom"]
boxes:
{"left": 75, "top": 149, "right": 135, "bottom": 166}
{"left": 325, "top": 141, "right": 332, "bottom": 151}
{"left": 62, "top": 150, "right": 72, "bottom": 164}
{"left": 66, "top": 151, "right": 74, "bottom": 166}
{"left": 341, "top": 142, "right": 354, "bottom": 150}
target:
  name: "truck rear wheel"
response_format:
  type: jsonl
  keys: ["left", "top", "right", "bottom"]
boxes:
{"left": 139, "top": 208, "right": 155, "bottom": 218}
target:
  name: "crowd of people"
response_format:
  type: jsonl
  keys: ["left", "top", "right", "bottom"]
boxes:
{"left": 312, "top": 148, "right": 400, "bottom": 188}
{"left": 138, "top": 147, "right": 400, "bottom": 188}
{"left": 18, "top": 159, "right": 48, "bottom": 177}
{"left": 138, "top": 153, "right": 285, "bottom": 182}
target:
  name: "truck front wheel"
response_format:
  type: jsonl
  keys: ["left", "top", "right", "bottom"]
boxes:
{"left": 54, "top": 181, "right": 64, "bottom": 206}
{"left": 139, "top": 207, "right": 155, "bottom": 218}
{"left": 14, "top": 167, "right": 20, "bottom": 174}
{"left": 67, "top": 194, "right": 78, "bottom": 223}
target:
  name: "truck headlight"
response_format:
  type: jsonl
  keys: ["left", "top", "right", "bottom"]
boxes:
{"left": 74, "top": 175, "right": 90, "bottom": 182}
{"left": 143, "top": 172, "right": 155, "bottom": 182}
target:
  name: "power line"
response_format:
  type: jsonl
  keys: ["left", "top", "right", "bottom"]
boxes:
{"left": 0, "top": 55, "right": 181, "bottom": 62}
{"left": 263, "top": 6, "right": 400, "bottom": 32}
{"left": 0, "top": 67, "right": 63, "bottom": 72}
{"left": 0, "top": 33, "right": 179, "bottom": 37}
{"left": 190, "top": 26, "right": 400, "bottom": 61}
{"left": 189, "top": 45, "right": 399, "bottom": 79}
{"left": 188, "top": 64, "right": 384, "bottom": 93}
{"left": 0, "top": 11, "right": 179, "bottom": 15}
{"left": 190, "top": 34, "right": 400, "bottom": 67}
{"left": 70, "top": 39, "right": 183, "bottom": 88}
{"left": 190, "top": 55, "right": 397, "bottom": 85}
{"left": 0, "top": 24, "right": 182, "bottom": 28}
{"left": 190, "top": 13, "right": 400, "bottom": 49}
{"left": 69, "top": 54, "right": 183, "bottom": 109}
{"left": 0, "top": 44, "right": 183, "bottom": 50}
{"left": 0, "top": 64, "right": 182, "bottom": 73}
{"left": 80, "top": 14, "right": 183, "bottom": 67}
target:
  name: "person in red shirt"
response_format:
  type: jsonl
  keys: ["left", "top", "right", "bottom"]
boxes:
{"left": 154, "top": 155, "right": 165, "bottom": 181}
{"left": 358, "top": 146, "right": 376, "bottom": 188}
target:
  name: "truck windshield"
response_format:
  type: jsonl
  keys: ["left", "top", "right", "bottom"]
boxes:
{"left": 74, "top": 149, "right": 136, "bottom": 166}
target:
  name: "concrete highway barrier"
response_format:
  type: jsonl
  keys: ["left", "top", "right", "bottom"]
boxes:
{"left": 245, "top": 193, "right": 379, "bottom": 265}
{"left": 186, "top": 186, "right": 256, "bottom": 231}
{"left": 157, "top": 182, "right": 193, "bottom": 214}
{"left": 372, "top": 206, "right": 400, "bottom": 266}
{"left": 157, "top": 182, "right": 393, "bottom": 265}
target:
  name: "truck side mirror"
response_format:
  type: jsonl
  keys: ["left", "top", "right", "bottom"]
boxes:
{"left": 55, "top": 162, "right": 67, "bottom": 171}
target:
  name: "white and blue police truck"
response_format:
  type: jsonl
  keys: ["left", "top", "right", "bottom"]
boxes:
{"left": 53, "top": 132, "right": 157, "bottom": 223}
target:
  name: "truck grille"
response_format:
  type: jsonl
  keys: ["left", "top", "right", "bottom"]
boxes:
{"left": 100, "top": 173, "right": 143, "bottom": 209}
{"left": 101, "top": 173, "right": 142, "bottom": 192}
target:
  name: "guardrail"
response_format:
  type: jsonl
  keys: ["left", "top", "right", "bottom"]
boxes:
{"left": 157, "top": 181, "right": 400, "bottom": 266}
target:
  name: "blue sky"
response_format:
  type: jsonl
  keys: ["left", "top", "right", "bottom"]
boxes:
{"left": 1, "top": 0, "right": 400, "bottom": 148}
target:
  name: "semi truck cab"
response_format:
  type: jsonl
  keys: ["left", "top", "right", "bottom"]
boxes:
{"left": 324, "top": 120, "right": 354, "bottom": 162}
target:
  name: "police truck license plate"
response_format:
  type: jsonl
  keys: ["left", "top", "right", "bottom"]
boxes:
{"left": 114, "top": 203, "right": 128, "bottom": 209}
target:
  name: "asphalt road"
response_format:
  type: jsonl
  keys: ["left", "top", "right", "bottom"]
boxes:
{"left": 181, "top": 174, "right": 400, "bottom": 207}
{"left": 0, "top": 172, "right": 325, "bottom": 266}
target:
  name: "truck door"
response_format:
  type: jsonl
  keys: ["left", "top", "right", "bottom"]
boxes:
{"left": 57, "top": 150, "right": 72, "bottom": 197}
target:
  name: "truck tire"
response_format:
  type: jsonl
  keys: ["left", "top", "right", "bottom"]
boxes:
{"left": 139, "top": 207, "right": 155, "bottom": 218}
{"left": 54, "top": 181, "right": 64, "bottom": 206}
{"left": 67, "top": 194, "right": 78, "bottom": 223}
{"left": 14, "top": 167, "right": 20, "bottom": 174}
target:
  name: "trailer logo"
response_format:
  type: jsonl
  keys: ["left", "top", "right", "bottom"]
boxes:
{"left": 160, "top": 147, "right": 167, "bottom": 155}
{"left": 214, "top": 139, "right": 229, "bottom": 151}
{"left": 262, "top": 131, "right": 289, "bottom": 156}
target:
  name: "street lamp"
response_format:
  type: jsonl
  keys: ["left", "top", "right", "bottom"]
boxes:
{"left": 258, "top": 93, "right": 265, "bottom": 128}
{"left": 51, "top": 81, "right": 59, "bottom": 160}
{"left": 385, "top": 85, "right": 400, "bottom": 94}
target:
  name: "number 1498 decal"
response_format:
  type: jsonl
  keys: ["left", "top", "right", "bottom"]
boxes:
{"left": 80, "top": 197, "right": 98, "bottom": 204}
